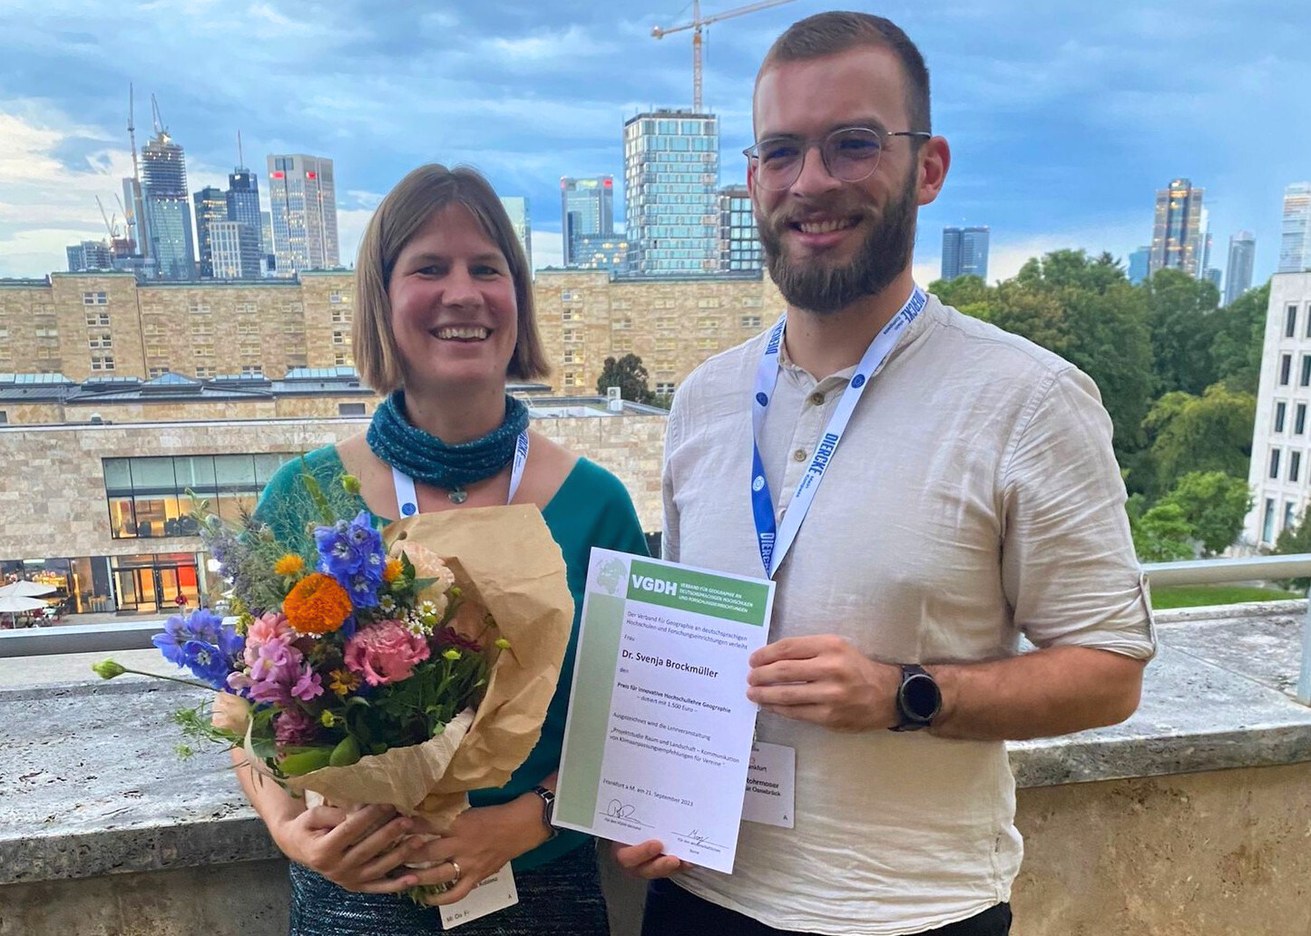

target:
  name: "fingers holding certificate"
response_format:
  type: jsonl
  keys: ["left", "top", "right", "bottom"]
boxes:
{"left": 554, "top": 550, "right": 775, "bottom": 873}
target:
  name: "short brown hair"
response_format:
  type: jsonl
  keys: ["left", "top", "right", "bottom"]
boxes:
{"left": 353, "top": 163, "right": 548, "bottom": 393}
{"left": 759, "top": 12, "right": 931, "bottom": 133}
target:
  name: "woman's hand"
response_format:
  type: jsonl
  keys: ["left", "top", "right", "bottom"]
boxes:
{"left": 612, "top": 839, "right": 684, "bottom": 879}
{"left": 269, "top": 802, "right": 421, "bottom": 894}
{"left": 407, "top": 796, "right": 551, "bottom": 905}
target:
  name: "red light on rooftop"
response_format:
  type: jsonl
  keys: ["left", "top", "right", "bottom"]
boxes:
{"left": 272, "top": 171, "right": 285, "bottom": 179}
{"left": 603, "top": 179, "right": 613, "bottom": 188}
{"left": 306, "top": 171, "right": 317, "bottom": 180}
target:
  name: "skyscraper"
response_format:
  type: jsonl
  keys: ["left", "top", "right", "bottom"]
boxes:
{"left": 1149, "top": 178, "right": 1204, "bottom": 276}
{"left": 941, "top": 226, "right": 990, "bottom": 281}
{"left": 561, "top": 177, "right": 614, "bottom": 266}
{"left": 66, "top": 241, "right": 112, "bottom": 272}
{"left": 208, "top": 221, "right": 247, "bottom": 279}
{"left": 1128, "top": 247, "right": 1151, "bottom": 285}
{"left": 719, "top": 185, "right": 761, "bottom": 272}
{"left": 267, "top": 154, "right": 340, "bottom": 275}
{"left": 1279, "top": 182, "right": 1311, "bottom": 273}
{"left": 1225, "top": 231, "right": 1256, "bottom": 306}
{"left": 499, "top": 197, "right": 533, "bottom": 273}
{"left": 141, "top": 129, "right": 197, "bottom": 280}
{"left": 623, "top": 110, "right": 720, "bottom": 275}
{"left": 227, "top": 168, "right": 263, "bottom": 281}
{"left": 192, "top": 186, "right": 227, "bottom": 280}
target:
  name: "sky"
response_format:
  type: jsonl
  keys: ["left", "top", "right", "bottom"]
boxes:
{"left": 1, "top": 0, "right": 1308, "bottom": 289}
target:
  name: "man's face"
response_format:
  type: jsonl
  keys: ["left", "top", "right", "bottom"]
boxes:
{"left": 750, "top": 46, "right": 927, "bottom": 314}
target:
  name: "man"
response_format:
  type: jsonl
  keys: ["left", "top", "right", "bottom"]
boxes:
{"left": 614, "top": 11, "right": 1154, "bottom": 936}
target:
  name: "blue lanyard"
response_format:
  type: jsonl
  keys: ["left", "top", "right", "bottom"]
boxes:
{"left": 751, "top": 286, "right": 927, "bottom": 578}
{"left": 392, "top": 430, "right": 530, "bottom": 517}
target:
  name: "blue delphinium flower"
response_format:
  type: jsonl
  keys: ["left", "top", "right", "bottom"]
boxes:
{"left": 313, "top": 511, "right": 385, "bottom": 609}
{"left": 152, "top": 610, "right": 245, "bottom": 690}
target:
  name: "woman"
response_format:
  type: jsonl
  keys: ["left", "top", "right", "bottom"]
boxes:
{"left": 236, "top": 164, "right": 648, "bottom": 934}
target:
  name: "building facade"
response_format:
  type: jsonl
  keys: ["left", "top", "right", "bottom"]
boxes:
{"left": 718, "top": 185, "right": 761, "bottom": 273}
{"left": 1243, "top": 273, "right": 1311, "bottom": 548}
{"left": 1128, "top": 246, "right": 1151, "bottom": 285}
{"left": 141, "top": 131, "right": 197, "bottom": 281}
{"left": 1149, "top": 178, "right": 1204, "bottom": 277}
{"left": 209, "top": 221, "right": 247, "bottom": 280}
{"left": 1224, "top": 231, "right": 1256, "bottom": 306}
{"left": 66, "top": 242, "right": 113, "bottom": 273}
{"left": 499, "top": 197, "right": 533, "bottom": 273}
{"left": 192, "top": 187, "right": 228, "bottom": 280}
{"left": 568, "top": 235, "right": 632, "bottom": 275}
{"left": 267, "top": 154, "right": 340, "bottom": 275}
{"left": 623, "top": 110, "right": 720, "bottom": 276}
{"left": 226, "top": 168, "right": 263, "bottom": 280}
{"left": 561, "top": 177, "right": 615, "bottom": 267}
{"left": 1279, "top": 183, "right": 1311, "bottom": 274}
{"left": 941, "top": 226, "right": 990, "bottom": 281}
{"left": 0, "top": 406, "right": 667, "bottom": 615}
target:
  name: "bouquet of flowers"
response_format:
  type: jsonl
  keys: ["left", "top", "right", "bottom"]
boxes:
{"left": 95, "top": 467, "right": 573, "bottom": 833}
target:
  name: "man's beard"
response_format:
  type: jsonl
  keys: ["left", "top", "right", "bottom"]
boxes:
{"left": 758, "top": 171, "right": 918, "bottom": 315}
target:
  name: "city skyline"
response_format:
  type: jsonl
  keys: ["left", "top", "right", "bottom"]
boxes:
{"left": 1, "top": 1, "right": 1308, "bottom": 286}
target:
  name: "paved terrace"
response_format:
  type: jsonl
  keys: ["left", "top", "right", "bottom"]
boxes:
{"left": 1, "top": 603, "right": 1309, "bottom": 935}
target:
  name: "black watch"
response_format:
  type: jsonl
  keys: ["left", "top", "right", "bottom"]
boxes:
{"left": 531, "top": 785, "right": 559, "bottom": 840}
{"left": 890, "top": 664, "right": 941, "bottom": 731}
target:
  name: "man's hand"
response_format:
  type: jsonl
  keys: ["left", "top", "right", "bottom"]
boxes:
{"left": 612, "top": 839, "right": 684, "bottom": 879}
{"left": 746, "top": 635, "right": 899, "bottom": 731}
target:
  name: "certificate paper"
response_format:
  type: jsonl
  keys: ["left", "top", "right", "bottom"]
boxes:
{"left": 555, "top": 549, "right": 775, "bottom": 873}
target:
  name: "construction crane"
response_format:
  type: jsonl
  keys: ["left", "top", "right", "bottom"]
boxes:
{"left": 652, "top": 0, "right": 797, "bottom": 111}
{"left": 95, "top": 196, "right": 120, "bottom": 241}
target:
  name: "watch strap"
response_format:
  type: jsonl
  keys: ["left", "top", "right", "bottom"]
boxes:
{"left": 531, "top": 785, "right": 559, "bottom": 840}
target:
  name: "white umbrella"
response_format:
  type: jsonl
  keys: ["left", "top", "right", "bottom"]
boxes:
{"left": 0, "top": 593, "right": 48, "bottom": 627}
{"left": 0, "top": 581, "right": 55, "bottom": 598}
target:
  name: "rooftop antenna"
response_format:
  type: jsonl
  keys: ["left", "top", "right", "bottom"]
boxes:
{"left": 237, "top": 129, "right": 245, "bottom": 170}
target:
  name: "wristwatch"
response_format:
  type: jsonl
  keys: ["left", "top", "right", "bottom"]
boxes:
{"left": 531, "top": 785, "right": 559, "bottom": 840}
{"left": 890, "top": 663, "right": 941, "bottom": 731}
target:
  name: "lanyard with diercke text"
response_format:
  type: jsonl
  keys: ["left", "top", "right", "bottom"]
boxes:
{"left": 751, "top": 285, "right": 927, "bottom": 578}
{"left": 392, "top": 430, "right": 530, "bottom": 517}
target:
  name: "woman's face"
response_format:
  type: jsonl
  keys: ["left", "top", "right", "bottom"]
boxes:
{"left": 386, "top": 203, "right": 519, "bottom": 397}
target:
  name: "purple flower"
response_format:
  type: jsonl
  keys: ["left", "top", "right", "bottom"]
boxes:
{"left": 274, "top": 707, "right": 319, "bottom": 747}
{"left": 290, "top": 666, "right": 324, "bottom": 702}
{"left": 152, "top": 610, "right": 244, "bottom": 690}
{"left": 313, "top": 511, "right": 385, "bottom": 609}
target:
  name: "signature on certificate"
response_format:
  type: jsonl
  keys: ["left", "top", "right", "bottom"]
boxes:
{"left": 676, "top": 828, "right": 724, "bottom": 851}
{"left": 606, "top": 799, "right": 637, "bottom": 819}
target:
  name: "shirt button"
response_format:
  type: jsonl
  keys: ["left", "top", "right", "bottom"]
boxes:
{"left": 809, "top": 391, "right": 825, "bottom": 406}
{"left": 793, "top": 448, "right": 808, "bottom": 462}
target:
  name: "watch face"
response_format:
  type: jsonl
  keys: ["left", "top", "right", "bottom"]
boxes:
{"left": 902, "top": 673, "right": 941, "bottom": 721}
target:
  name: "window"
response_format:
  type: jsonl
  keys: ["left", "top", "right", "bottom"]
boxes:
{"left": 1286, "top": 305, "right": 1298, "bottom": 338}
{"left": 563, "top": 328, "right": 582, "bottom": 343}
{"left": 696, "top": 337, "right": 716, "bottom": 350}
{"left": 237, "top": 321, "right": 260, "bottom": 336}
{"left": 148, "top": 366, "right": 171, "bottom": 379}
{"left": 560, "top": 290, "right": 578, "bottom": 302}
{"left": 332, "top": 331, "right": 347, "bottom": 345}
{"left": 655, "top": 316, "right": 676, "bottom": 330}
{"left": 240, "top": 365, "right": 263, "bottom": 377}
{"left": 85, "top": 311, "right": 110, "bottom": 326}
{"left": 741, "top": 297, "right": 763, "bottom": 308}
{"left": 88, "top": 334, "right": 113, "bottom": 350}
{"left": 697, "top": 298, "right": 720, "bottom": 309}
{"left": 696, "top": 317, "right": 718, "bottom": 329}
{"left": 563, "top": 350, "right": 581, "bottom": 364}
{"left": 235, "top": 302, "right": 257, "bottom": 314}
{"left": 329, "top": 291, "right": 346, "bottom": 304}
{"left": 1292, "top": 451, "right": 1302, "bottom": 483}
{"left": 741, "top": 315, "right": 762, "bottom": 329}
{"left": 82, "top": 291, "right": 108, "bottom": 305}
{"left": 34, "top": 327, "right": 58, "bottom": 338}
{"left": 612, "top": 318, "right": 632, "bottom": 330}
{"left": 655, "top": 382, "right": 676, "bottom": 395}
{"left": 1262, "top": 498, "right": 1275, "bottom": 543}
{"left": 1269, "top": 448, "right": 1281, "bottom": 480}
{"left": 331, "top": 309, "right": 351, "bottom": 324}
{"left": 188, "top": 300, "right": 211, "bottom": 315}
{"left": 1276, "top": 402, "right": 1287, "bottom": 433}
{"left": 1297, "top": 404, "right": 1307, "bottom": 435}
{"left": 1280, "top": 354, "right": 1292, "bottom": 386}
{"left": 1301, "top": 355, "right": 1311, "bottom": 388}
{"left": 563, "top": 372, "right": 581, "bottom": 387}
{"left": 338, "top": 402, "right": 367, "bottom": 416}
{"left": 91, "top": 355, "right": 115, "bottom": 371}
{"left": 334, "top": 352, "right": 349, "bottom": 366}
{"left": 0, "top": 411, "right": 7, "bottom": 425}
{"left": 102, "top": 453, "right": 298, "bottom": 538}
{"left": 195, "top": 366, "right": 215, "bottom": 378}
{"left": 1305, "top": 309, "right": 1311, "bottom": 338}
{"left": 562, "top": 309, "right": 578, "bottom": 321}
{"left": 1285, "top": 501, "right": 1297, "bottom": 533}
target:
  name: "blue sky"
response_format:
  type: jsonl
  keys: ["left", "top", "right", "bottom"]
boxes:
{"left": 1, "top": 0, "right": 1307, "bottom": 288}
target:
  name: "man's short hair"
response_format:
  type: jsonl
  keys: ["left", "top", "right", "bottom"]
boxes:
{"left": 353, "top": 163, "right": 549, "bottom": 394}
{"left": 759, "top": 11, "right": 931, "bottom": 133}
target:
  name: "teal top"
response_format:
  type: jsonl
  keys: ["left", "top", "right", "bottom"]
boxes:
{"left": 254, "top": 444, "right": 649, "bottom": 871}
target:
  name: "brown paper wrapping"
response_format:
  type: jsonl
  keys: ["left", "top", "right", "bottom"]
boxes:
{"left": 273, "top": 504, "right": 574, "bottom": 830}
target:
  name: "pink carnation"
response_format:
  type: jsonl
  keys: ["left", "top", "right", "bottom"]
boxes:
{"left": 344, "top": 619, "right": 430, "bottom": 686}
{"left": 274, "top": 707, "right": 319, "bottom": 746}
{"left": 244, "top": 611, "right": 293, "bottom": 666}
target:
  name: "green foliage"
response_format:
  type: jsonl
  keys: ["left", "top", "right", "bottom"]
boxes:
{"left": 1210, "top": 281, "right": 1270, "bottom": 395}
{"left": 1144, "top": 384, "right": 1255, "bottom": 496}
{"left": 1158, "top": 471, "right": 1252, "bottom": 556}
{"left": 596, "top": 353, "right": 656, "bottom": 404}
{"left": 1131, "top": 501, "right": 1196, "bottom": 562}
{"left": 1150, "top": 584, "right": 1301, "bottom": 609}
{"left": 1272, "top": 509, "right": 1311, "bottom": 590}
{"left": 1142, "top": 268, "right": 1221, "bottom": 396}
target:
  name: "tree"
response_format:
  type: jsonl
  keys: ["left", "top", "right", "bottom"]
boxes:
{"left": 1141, "top": 268, "right": 1222, "bottom": 396}
{"left": 1158, "top": 471, "right": 1252, "bottom": 556}
{"left": 1272, "top": 510, "right": 1311, "bottom": 590}
{"left": 1146, "top": 384, "right": 1255, "bottom": 495}
{"left": 596, "top": 354, "right": 656, "bottom": 404}
{"left": 1210, "top": 281, "right": 1270, "bottom": 395}
{"left": 1131, "top": 502, "right": 1196, "bottom": 562}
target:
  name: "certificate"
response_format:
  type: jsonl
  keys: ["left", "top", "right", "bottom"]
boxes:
{"left": 554, "top": 549, "right": 774, "bottom": 873}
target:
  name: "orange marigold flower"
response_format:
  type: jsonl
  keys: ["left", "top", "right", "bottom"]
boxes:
{"left": 328, "top": 668, "right": 361, "bottom": 697}
{"left": 382, "top": 558, "right": 404, "bottom": 583}
{"left": 273, "top": 554, "right": 305, "bottom": 576}
{"left": 283, "top": 573, "right": 352, "bottom": 635}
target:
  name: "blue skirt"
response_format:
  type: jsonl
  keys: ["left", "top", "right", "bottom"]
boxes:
{"left": 288, "top": 842, "right": 610, "bottom": 935}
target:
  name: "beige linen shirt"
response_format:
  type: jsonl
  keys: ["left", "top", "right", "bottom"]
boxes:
{"left": 663, "top": 291, "right": 1155, "bottom": 935}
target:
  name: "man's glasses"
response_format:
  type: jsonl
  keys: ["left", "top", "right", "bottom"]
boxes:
{"left": 743, "top": 126, "right": 931, "bottom": 191}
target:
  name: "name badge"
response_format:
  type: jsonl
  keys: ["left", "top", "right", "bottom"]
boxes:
{"left": 439, "top": 862, "right": 519, "bottom": 929}
{"left": 742, "top": 742, "right": 795, "bottom": 829}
